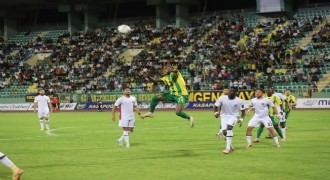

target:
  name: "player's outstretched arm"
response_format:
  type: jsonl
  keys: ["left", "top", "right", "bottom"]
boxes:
{"left": 133, "top": 106, "right": 144, "bottom": 120}
{"left": 143, "top": 72, "right": 163, "bottom": 83}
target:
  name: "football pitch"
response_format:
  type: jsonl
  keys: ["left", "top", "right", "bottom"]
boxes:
{"left": 0, "top": 110, "right": 329, "bottom": 180}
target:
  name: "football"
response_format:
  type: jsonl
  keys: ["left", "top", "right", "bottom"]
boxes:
{"left": 117, "top": 24, "right": 131, "bottom": 34}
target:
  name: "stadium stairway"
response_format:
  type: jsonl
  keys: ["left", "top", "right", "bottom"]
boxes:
{"left": 182, "top": 20, "right": 221, "bottom": 56}
{"left": 294, "top": 15, "right": 330, "bottom": 49}
{"left": 74, "top": 53, "right": 90, "bottom": 67}
{"left": 237, "top": 15, "right": 265, "bottom": 46}
{"left": 262, "top": 20, "right": 290, "bottom": 43}
{"left": 117, "top": 48, "right": 144, "bottom": 64}
{"left": 33, "top": 31, "right": 48, "bottom": 41}
{"left": 317, "top": 72, "right": 330, "bottom": 92}
{"left": 26, "top": 53, "right": 52, "bottom": 66}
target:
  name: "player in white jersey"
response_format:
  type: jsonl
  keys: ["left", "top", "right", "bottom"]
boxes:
{"left": 34, "top": 89, "right": 52, "bottom": 130}
{"left": 245, "top": 88, "right": 281, "bottom": 148}
{"left": 112, "top": 87, "right": 143, "bottom": 148}
{"left": 215, "top": 87, "right": 230, "bottom": 138}
{"left": 214, "top": 87, "right": 246, "bottom": 154}
{"left": 0, "top": 151, "right": 23, "bottom": 180}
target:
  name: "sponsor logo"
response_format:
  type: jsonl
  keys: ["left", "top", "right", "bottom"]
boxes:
{"left": 191, "top": 103, "right": 215, "bottom": 108}
{"left": 0, "top": 103, "right": 31, "bottom": 111}
{"left": 303, "top": 100, "right": 318, "bottom": 106}
{"left": 76, "top": 103, "right": 87, "bottom": 109}
{"left": 318, "top": 100, "right": 330, "bottom": 106}
{"left": 88, "top": 104, "right": 113, "bottom": 109}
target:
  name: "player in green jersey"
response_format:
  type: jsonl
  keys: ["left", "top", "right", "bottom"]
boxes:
{"left": 141, "top": 67, "right": 194, "bottom": 127}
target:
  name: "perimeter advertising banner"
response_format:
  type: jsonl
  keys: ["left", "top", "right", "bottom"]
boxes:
{"left": 187, "top": 91, "right": 254, "bottom": 109}
{"left": 72, "top": 91, "right": 254, "bottom": 110}
{"left": 0, "top": 103, "right": 77, "bottom": 111}
{"left": 74, "top": 102, "right": 177, "bottom": 110}
{"left": 26, "top": 91, "right": 255, "bottom": 109}
{"left": 296, "top": 98, "right": 330, "bottom": 108}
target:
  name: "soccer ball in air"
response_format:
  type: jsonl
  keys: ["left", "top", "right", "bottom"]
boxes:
{"left": 117, "top": 24, "right": 131, "bottom": 34}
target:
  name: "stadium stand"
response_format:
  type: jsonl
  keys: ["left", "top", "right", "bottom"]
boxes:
{"left": 1, "top": 6, "right": 330, "bottom": 99}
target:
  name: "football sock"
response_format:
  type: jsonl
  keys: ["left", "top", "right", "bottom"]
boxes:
{"left": 273, "top": 136, "right": 279, "bottom": 144}
{"left": 281, "top": 128, "right": 286, "bottom": 138}
{"left": 39, "top": 120, "right": 44, "bottom": 129}
{"left": 45, "top": 120, "right": 50, "bottom": 129}
{"left": 123, "top": 131, "right": 129, "bottom": 145}
{"left": 246, "top": 136, "right": 252, "bottom": 145}
{"left": 176, "top": 111, "right": 190, "bottom": 119}
{"left": 149, "top": 96, "right": 159, "bottom": 113}
{"left": 275, "top": 126, "right": 283, "bottom": 138}
{"left": 0, "top": 155, "right": 18, "bottom": 172}
{"left": 226, "top": 130, "right": 233, "bottom": 150}
{"left": 118, "top": 133, "right": 124, "bottom": 142}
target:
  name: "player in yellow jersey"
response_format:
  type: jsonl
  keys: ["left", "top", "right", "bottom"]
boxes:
{"left": 141, "top": 67, "right": 194, "bottom": 127}
{"left": 284, "top": 89, "right": 296, "bottom": 120}
{"left": 283, "top": 89, "right": 296, "bottom": 130}
{"left": 253, "top": 88, "right": 284, "bottom": 143}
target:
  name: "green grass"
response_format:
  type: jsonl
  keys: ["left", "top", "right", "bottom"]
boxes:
{"left": 0, "top": 110, "right": 329, "bottom": 180}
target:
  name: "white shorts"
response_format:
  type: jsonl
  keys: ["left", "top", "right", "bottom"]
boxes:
{"left": 248, "top": 116, "right": 273, "bottom": 128}
{"left": 220, "top": 115, "right": 237, "bottom": 130}
{"left": 0, "top": 152, "right": 4, "bottom": 157}
{"left": 119, "top": 119, "right": 135, "bottom": 128}
{"left": 38, "top": 110, "right": 49, "bottom": 119}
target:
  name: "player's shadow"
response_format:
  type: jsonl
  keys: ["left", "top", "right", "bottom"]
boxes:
{"left": 171, "top": 149, "right": 199, "bottom": 158}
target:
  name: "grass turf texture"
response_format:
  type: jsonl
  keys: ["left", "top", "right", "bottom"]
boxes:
{"left": 0, "top": 110, "right": 329, "bottom": 180}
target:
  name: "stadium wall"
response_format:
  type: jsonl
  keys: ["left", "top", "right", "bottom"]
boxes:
{"left": 2, "top": 97, "right": 330, "bottom": 111}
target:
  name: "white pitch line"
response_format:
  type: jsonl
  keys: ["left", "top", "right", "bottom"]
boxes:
{"left": 0, "top": 127, "right": 77, "bottom": 141}
{"left": 45, "top": 129, "right": 58, "bottom": 136}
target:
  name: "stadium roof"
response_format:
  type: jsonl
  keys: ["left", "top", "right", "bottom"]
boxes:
{"left": 0, "top": 0, "right": 146, "bottom": 9}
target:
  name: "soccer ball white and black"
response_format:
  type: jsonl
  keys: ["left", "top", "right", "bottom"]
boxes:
{"left": 117, "top": 24, "right": 131, "bottom": 34}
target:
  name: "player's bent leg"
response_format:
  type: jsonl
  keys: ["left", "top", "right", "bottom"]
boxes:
{"left": 175, "top": 104, "right": 194, "bottom": 127}
{"left": 224, "top": 125, "right": 234, "bottom": 154}
{"left": 246, "top": 126, "right": 254, "bottom": 148}
{"left": 255, "top": 124, "right": 265, "bottom": 143}
{"left": 280, "top": 122, "right": 286, "bottom": 140}
{"left": 268, "top": 127, "right": 280, "bottom": 148}
{"left": 142, "top": 95, "right": 163, "bottom": 118}
{"left": 0, "top": 153, "right": 23, "bottom": 180}
{"left": 274, "top": 123, "right": 283, "bottom": 139}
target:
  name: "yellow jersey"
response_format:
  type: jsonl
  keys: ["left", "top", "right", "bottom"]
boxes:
{"left": 267, "top": 94, "right": 281, "bottom": 116}
{"left": 160, "top": 71, "right": 188, "bottom": 96}
{"left": 284, "top": 95, "right": 296, "bottom": 110}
